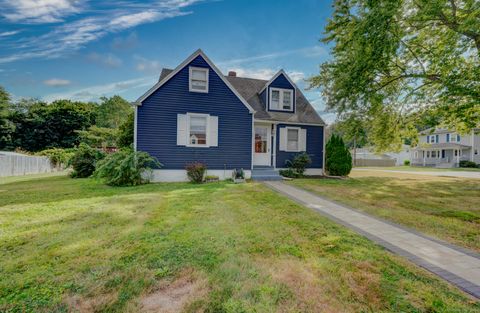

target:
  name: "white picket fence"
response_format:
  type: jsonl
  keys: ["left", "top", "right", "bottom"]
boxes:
{"left": 0, "top": 152, "right": 59, "bottom": 177}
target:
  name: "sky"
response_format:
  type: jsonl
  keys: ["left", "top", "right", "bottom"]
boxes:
{"left": 0, "top": 0, "right": 335, "bottom": 123}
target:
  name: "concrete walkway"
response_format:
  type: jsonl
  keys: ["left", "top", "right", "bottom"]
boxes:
{"left": 265, "top": 181, "right": 480, "bottom": 299}
{"left": 354, "top": 168, "right": 480, "bottom": 179}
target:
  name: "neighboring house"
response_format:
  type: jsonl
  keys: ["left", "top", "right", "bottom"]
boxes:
{"left": 411, "top": 128, "right": 480, "bottom": 168}
{"left": 134, "top": 49, "right": 325, "bottom": 182}
{"left": 352, "top": 145, "right": 410, "bottom": 167}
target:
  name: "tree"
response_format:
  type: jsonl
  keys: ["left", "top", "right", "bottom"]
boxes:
{"left": 77, "top": 126, "right": 118, "bottom": 149}
{"left": 10, "top": 99, "right": 96, "bottom": 151}
{"left": 96, "top": 95, "right": 132, "bottom": 129}
{"left": 325, "top": 134, "right": 352, "bottom": 176}
{"left": 0, "top": 86, "right": 15, "bottom": 149}
{"left": 310, "top": 0, "right": 480, "bottom": 151}
{"left": 117, "top": 111, "right": 134, "bottom": 148}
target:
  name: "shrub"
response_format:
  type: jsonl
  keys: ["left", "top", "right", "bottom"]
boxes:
{"left": 325, "top": 134, "right": 352, "bottom": 176}
{"left": 37, "top": 148, "right": 75, "bottom": 168}
{"left": 285, "top": 152, "right": 312, "bottom": 177}
{"left": 94, "top": 149, "right": 161, "bottom": 186}
{"left": 185, "top": 162, "right": 206, "bottom": 183}
{"left": 404, "top": 160, "right": 410, "bottom": 166}
{"left": 70, "top": 143, "right": 105, "bottom": 178}
{"left": 279, "top": 168, "right": 300, "bottom": 178}
{"left": 459, "top": 160, "right": 477, "bottom": 168}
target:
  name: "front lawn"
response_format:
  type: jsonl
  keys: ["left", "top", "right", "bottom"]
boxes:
{"left": 288, "top": 173, "right": 480, "bottom": 253}
{"left": 1, "top": 175, "right": 479, "bottom": 312}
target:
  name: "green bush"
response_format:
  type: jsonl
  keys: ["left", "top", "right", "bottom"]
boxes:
{"left": 285, "top": 152, "right": 312, "bottom": 177}
{"left": 404, "top": 160, "right": 410, "bottom": 166}
{"left": 325, "top": 134, "right": 352, "bottom": 176}
{"left": 36, "top": 148, "right": 75, "bottom": 168}
{"left": 185, "top": 162, "right": 206, "bottom": 183}
{"left": 459, "top": 160, "right": 477, "bottom": 168}
{"left": 279, "top": 168, "right": 300, "bottom": 178}
{"left": 94, "top": 149, "right": 161, "bottom": 186}
{"left": 70, "top": 143, "right": 105, "bottom": 178}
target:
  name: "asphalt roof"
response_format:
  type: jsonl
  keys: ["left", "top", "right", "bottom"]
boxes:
{"left": 157, "top": 68, "right": 324, "bottom": 125}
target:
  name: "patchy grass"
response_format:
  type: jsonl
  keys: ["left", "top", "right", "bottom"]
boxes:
{"left": 0, "top": 175, "right": 479, "bottom": 312}
{"left": 288, "top": 171, "right": 480, "bottom": 253}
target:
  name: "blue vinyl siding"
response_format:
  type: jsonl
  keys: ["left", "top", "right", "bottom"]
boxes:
{"left": 137, "top": 55, "right": 252, "bottom": 170}
{"left": 275, "top": 124, "right": 324, "bottom": 168}
{"left": 267, "top": 74, "right": 295, "bottom": 113}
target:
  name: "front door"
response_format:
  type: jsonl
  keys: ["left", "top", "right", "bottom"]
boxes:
{"left": 254, "top": 125, "right": 271, "bottom": 166}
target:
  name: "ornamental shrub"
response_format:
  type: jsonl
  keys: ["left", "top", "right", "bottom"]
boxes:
{"left": 185, "top": 162, "right": 207, "bottom": 183}
{"left": 285, "top": 152, "right": 312, "bottom": 177}
{"left": 404, "top": 160, "right": 410, "bottom": 166}
{"left": 459, "top": 160, "right": 477, "bottom": 168}
{"left": 70, "top": 143, "right": 105, "bottom": 178}
{"left": 325, "top": 134, "right": 352, "bottom": 176}
{"left": 94, "top": 149, "right": 161, "bottom": 186}
{"left": 279, "top": 168, "right": 300, "bottom": 178}
{"left": 37, "top": 148, "right": 75, "bottom": 168}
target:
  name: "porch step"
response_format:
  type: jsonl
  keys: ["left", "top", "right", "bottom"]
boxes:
{"left": 251, "top": 166, "right": 283, "bottom": 181}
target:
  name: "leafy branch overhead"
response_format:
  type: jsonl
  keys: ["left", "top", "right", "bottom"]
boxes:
{"left": 310, "top": 0, "right": 480, "bottom": 151}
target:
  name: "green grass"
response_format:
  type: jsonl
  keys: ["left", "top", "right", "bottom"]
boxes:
{"left": 1, "top": 175, "right": 479, "bottom": 312}
{"left": 356, "top": 166, "right": 480, "bottom": 172}
{"left": 288, "top": 174, "right": 480, "bottom": 253}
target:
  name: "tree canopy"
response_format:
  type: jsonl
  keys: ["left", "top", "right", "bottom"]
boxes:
{"left": 0, "top": 86, "right": 15, "bottom": 149}
{"left": 311, "top": 0, "right": 480, "bottom": 151}
{"left": 96, "top": 95, "right": 133, "bottom": 129}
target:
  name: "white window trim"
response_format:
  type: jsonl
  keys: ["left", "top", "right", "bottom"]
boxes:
{"left": 285, "top": 126, "right": 301, "bottom": 152}
{"left": 269, "top": 87, "right": 293, "bottom": 111}
{"left": 189, "top": 66, "right": 209, "bottom": 93}
{"left": 429, "top": 135, "right": 436, "bottom": 143}
{"left": 186, "top": 112, "right": 210, "bottom": 148}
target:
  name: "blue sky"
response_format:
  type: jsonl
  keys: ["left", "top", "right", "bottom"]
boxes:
{"left": 0, "top": 0, "right": 334, "bottom": 122}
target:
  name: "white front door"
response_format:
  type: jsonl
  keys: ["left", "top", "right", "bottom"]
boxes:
{"left": 254, "top": 125, "right": 271, "bottom": 166}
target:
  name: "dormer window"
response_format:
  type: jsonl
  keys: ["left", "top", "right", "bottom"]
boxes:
{"left": 269, "top": 88, "right": 293, "bottom": 111}
{"left": 189, "top": 67, "right": 209, "bottom": 93}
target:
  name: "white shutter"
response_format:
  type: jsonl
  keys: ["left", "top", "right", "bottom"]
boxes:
{"left": 177, "top": 114, "right": 187, "bottom": 146}
{"left": 208, "top": 115, "right": 218, "bottom": 147}
{"left": 279, "top": 128, "right": 287, "bottom": 151}
{"left": 300, "top": 129, "right": 307, "bottom": 151}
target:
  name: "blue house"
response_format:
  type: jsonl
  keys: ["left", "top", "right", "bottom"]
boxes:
{"left": 134, "top": 49, "right": 325, "bottom": 181}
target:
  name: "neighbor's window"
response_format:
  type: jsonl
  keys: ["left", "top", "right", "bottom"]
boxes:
{"left": 189, "top": 115, "right": 207, "bottom": 145}
{"left": 189, "top": 67, "right": 209, "bottom": 92}
{"left": 270, "top": 88, "right": 293, "bottom": 111}
{"left": 287, "top": 128, "right": 299, "bottom": 151}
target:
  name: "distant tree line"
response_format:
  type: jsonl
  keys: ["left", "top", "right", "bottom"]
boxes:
{"left": 0, "top": 85, "right": 133, "bottom": 152}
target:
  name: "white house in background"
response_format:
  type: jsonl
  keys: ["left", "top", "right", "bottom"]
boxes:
{"left": 411, "top": 128, "right": 480, "bottom": 168}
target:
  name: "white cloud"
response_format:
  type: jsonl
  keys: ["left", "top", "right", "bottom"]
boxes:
{"left": 1, "top": 0, "right": 84, "bottom": 23}
{"left": 43, "top": 76, "right": 156, "bottom": 102}
{"left": 134, "top": 56, "right": 162, "bottom": 73}
{"left": 87, "top": 52, "right": 122, "bottom": 68}
{"left": 0, "top": 0, "right": 203, "bottom": 64}
{"left": 43, "top": 78, "right": 71, "bottom": 86}
{"left": 0, "top": 30, "right": 21, "bottom": 37}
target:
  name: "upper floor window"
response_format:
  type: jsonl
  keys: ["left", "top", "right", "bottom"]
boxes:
{"left": 450, "top": 133, "right": 461, "bottom": 142}
{"left": 189, "top": 67, "right": 209, "bottom": 93}
{"left": 427, "top": 135, "right": 437, "bottom": 143}
{"left": 269, "top": 88, "right": 293, "bottom": 111}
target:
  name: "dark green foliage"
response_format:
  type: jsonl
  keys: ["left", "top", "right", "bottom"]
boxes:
{"left": 70, "top": 143, "right": 105, "bottom": 178}
{"left": 94, "top": 149, "right": 161, "bottom": 186}
{"left": 9, "top": 99, "right": 97, "bottom": 151}
{"left": 326, "top": 134, "right": 352, "bottom": 176}
{"left": 77, "top": 126, "right": 118, "bottom": 148}
{"left": 285, "top": 152, "right": 312, "bottom": 177}
{"left": 185, "top": 162, "right": 206, "bottom": 183}
{"left": 459, "top": 160, "right": 478, "bottom": 168}
{"left": 404, "top": 160, "right": 410, "bottom": 166}
{"left": 36, "top": 148, "right": 75, "bottom": 168}
{"left": 0, "top": 86, "right": 15, "bottom": 149}
{"left": 279, "top": 168, "right": 300, "bottom": 178}
{"left": 117, "top": 112, "right": 134, "bottom": 148}
{"left": 96, "top": 96, "right": 132, "bottom": 129}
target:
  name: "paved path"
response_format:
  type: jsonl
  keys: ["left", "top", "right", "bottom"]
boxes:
{"left": 354, "top": 168, "right": 480, "bottom": 179}
{"left": 265, "top": 181, "right": 480, "bottom": 299}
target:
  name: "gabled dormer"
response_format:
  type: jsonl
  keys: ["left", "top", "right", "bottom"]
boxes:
{"left": 259, "top": 70, "right": 296, "bottom": 113}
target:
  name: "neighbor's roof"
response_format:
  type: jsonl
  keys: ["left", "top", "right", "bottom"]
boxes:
{"left": 413, "top": 143, "right": 471, "bottom": 149}
{"left": 419, "top": 127, "right": 480, "bottom": 135}
{"left": 157, "top": 68, "right": 324, "bottom": 125}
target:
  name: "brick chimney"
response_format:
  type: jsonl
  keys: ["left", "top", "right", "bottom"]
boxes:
{"left": 228, "top": 71, "right": 237, "bottom": 77}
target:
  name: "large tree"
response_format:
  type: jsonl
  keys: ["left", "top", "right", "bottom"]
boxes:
{"left": 96, "top": 95, "right": 132, "bottom": 129}
{"left": 311, "top": 0, "right": 480, "bottom": 151}
{"left": 0, "top": 86, "right": 15, "bottom": 149}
